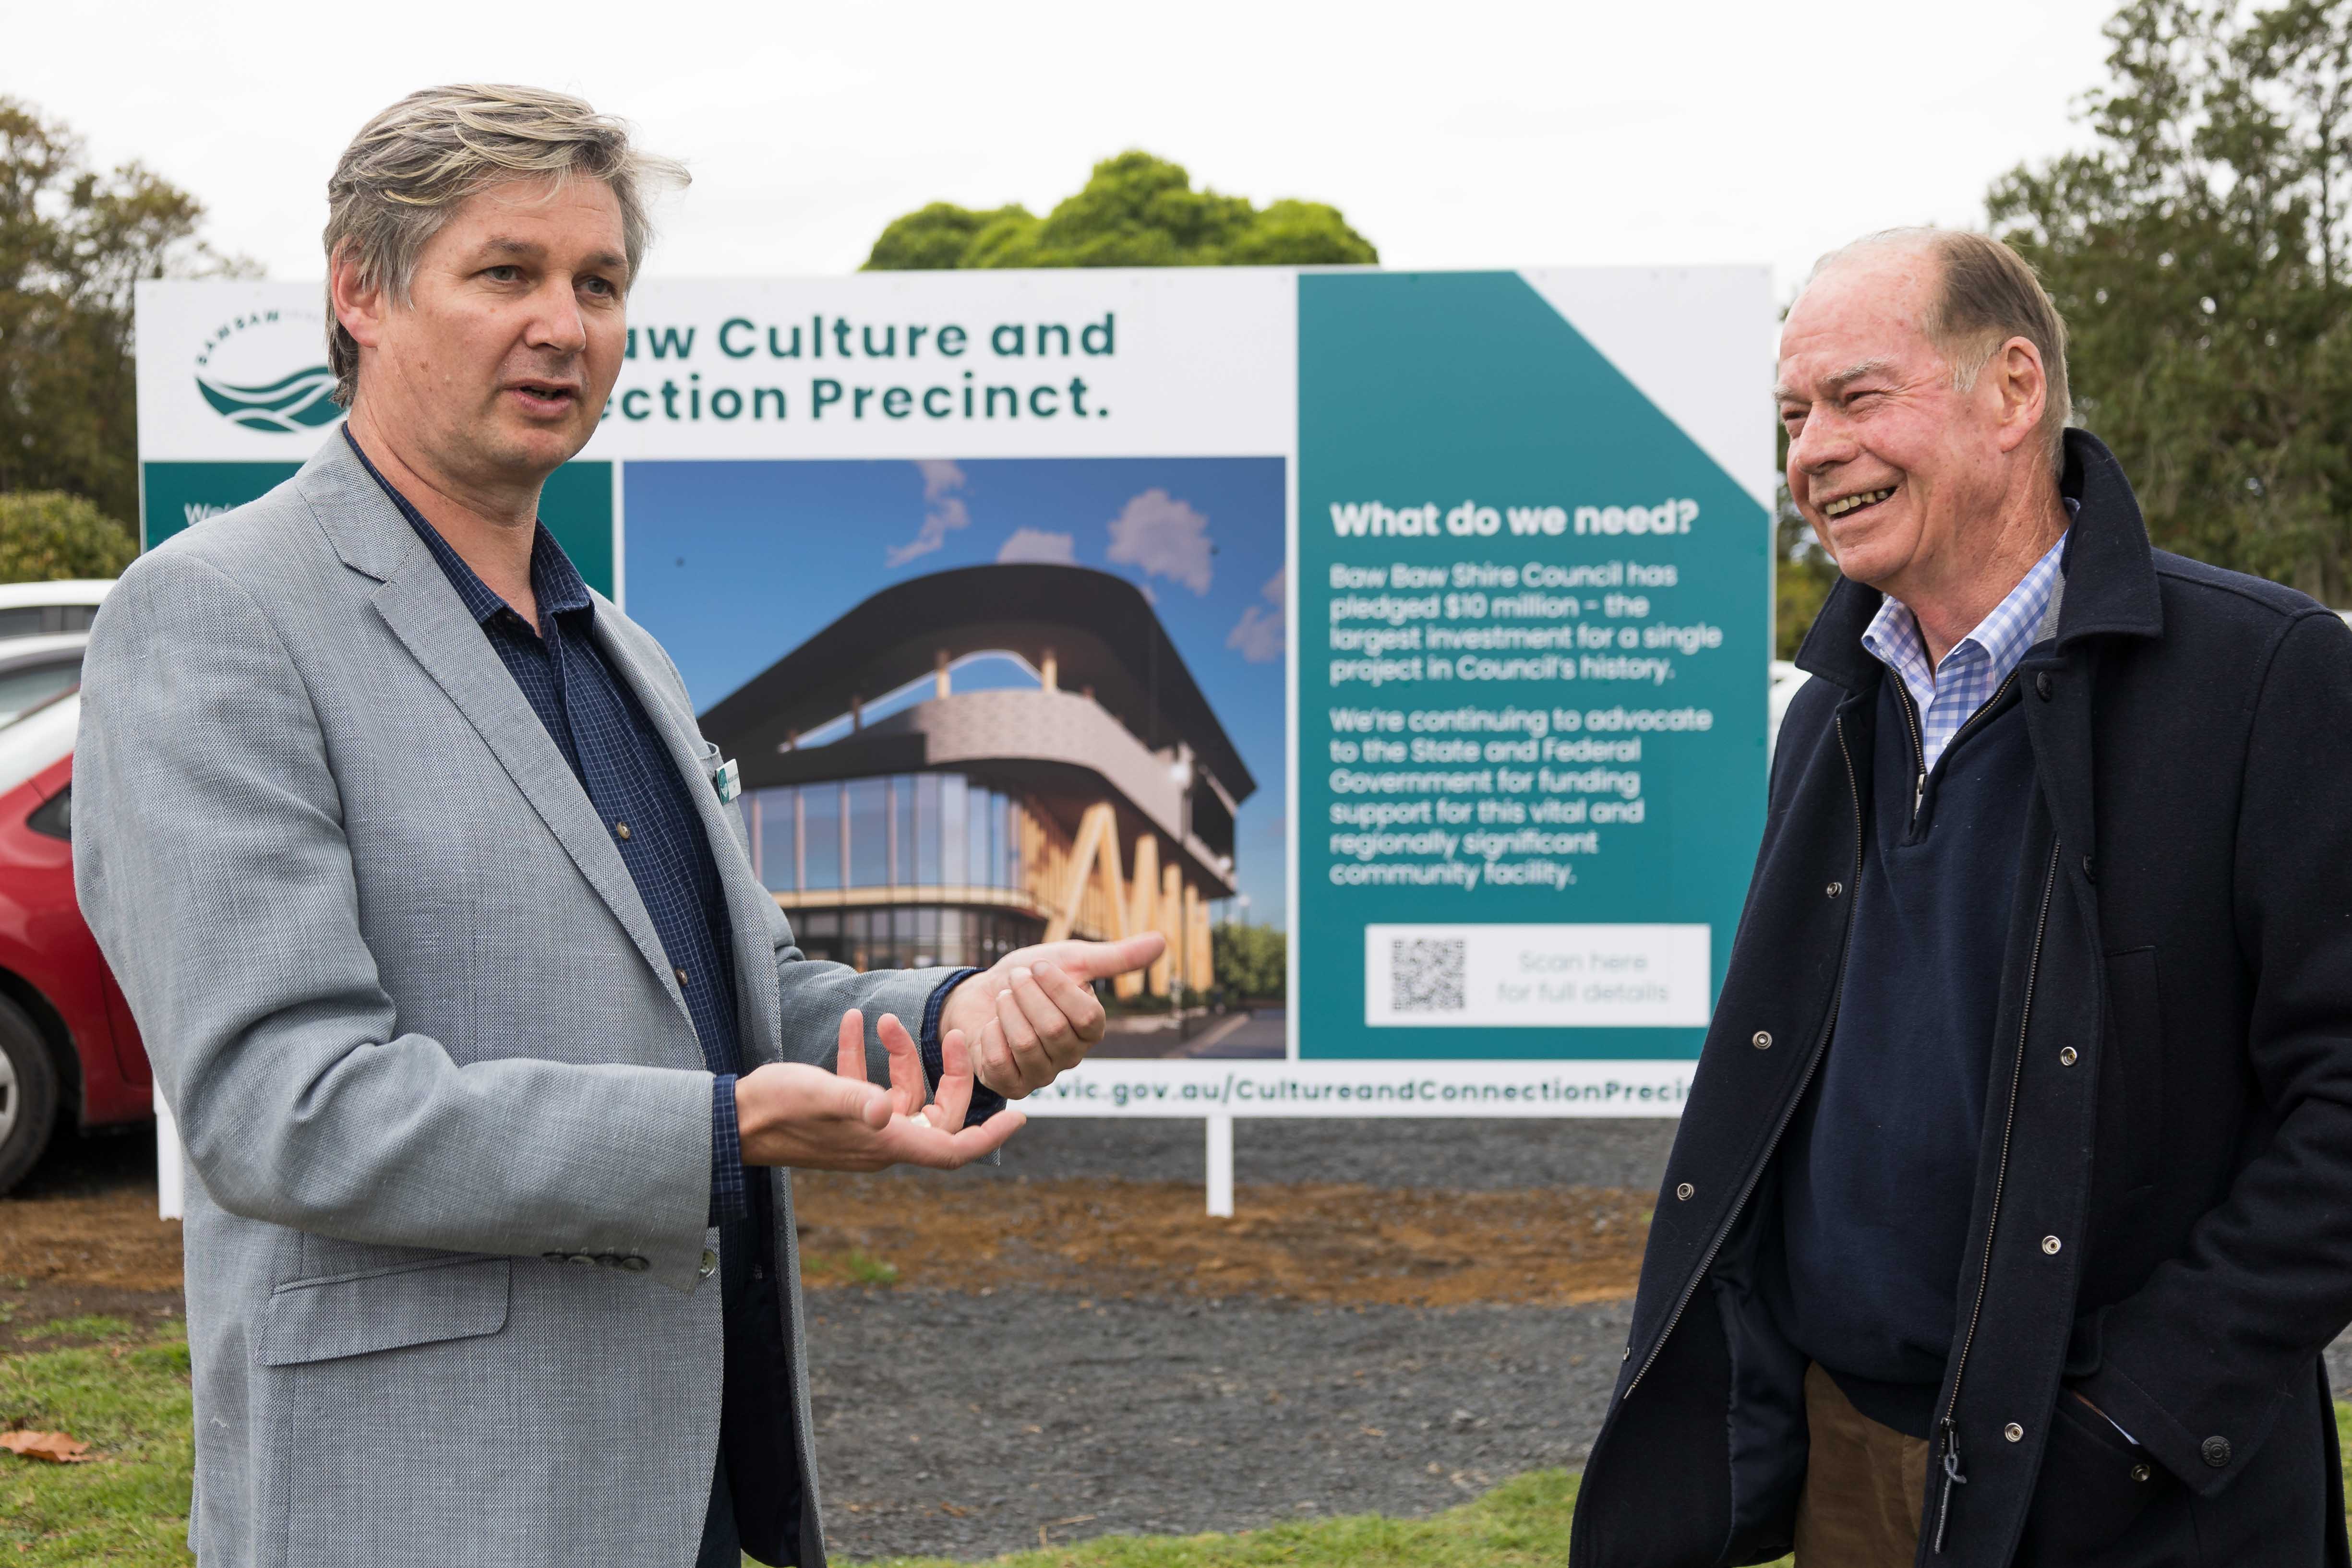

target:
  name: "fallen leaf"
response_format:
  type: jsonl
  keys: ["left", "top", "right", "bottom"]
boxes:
{"left": 1, "top": 1430, "right": 93, "bottom": 1463}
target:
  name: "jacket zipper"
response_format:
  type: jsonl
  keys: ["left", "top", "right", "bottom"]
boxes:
{"left": 1931, "top": 832, "right": 2064, "bottom": 1554}
{"left": 1896, "top": 672, "right": 2020, "bottom": 830}
{"left": 1620, "top": 712, "right": 1867, "bottom": 1405}
{"left": 1896, "top": 684, "right": 1928, "bottom": 823}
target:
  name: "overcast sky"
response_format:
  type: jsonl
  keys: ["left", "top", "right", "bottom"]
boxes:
{"left": 14, "top": 0, "right": 2121, "bottom": 296}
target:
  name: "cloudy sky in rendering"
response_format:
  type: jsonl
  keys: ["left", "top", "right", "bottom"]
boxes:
{"left": 13, "top": 0, "right": 2119, "bottom": 298}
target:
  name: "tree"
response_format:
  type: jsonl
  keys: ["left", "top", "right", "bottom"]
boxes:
{"left": 1989, "top": 0, "right": 2352, "bottom": 602}
{"left": 0, "top": 98, "right": 252, "bottom": 525}
{"left": 865, "top": 152, "right": 1376, "bottom": 270}
{"left": 1776, "top": 480, "right": 1839, "bottom": 660}
{"left": 1211, "top": 920, "right": 1286, "bottom": 1003}
{"left": 0, "top": 491, "right": 135, "bottom": 581}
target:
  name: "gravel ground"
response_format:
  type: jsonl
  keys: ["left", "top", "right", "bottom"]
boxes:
{"left": 803, "top": 1118, "right": 1673, "bottom": 1558}
{"left": 805, "top": 1284, "right": 1634, "bottom": 1561}
{"left": 967, "top": 1115, "right": 1683, "bottom": 1193}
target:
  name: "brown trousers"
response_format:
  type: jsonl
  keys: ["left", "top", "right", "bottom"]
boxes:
{"left": 1794, "top": 1362, "right": 1932, "bottom": 1568}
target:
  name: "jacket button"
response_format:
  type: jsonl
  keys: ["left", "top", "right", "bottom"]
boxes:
{"left": 2202, "top": 1436, "right": 2231, "bottom": 1468}
{"left": 2041, "top": 1235, "right": 2062, "bottom": 1255}
{"left": 2035, "top": 672, "right": 2053, "bottom": 700}
{"left": 2131, "top": 1463, "right": 2152, "bottom": 1482}
{"left": 1824, "top": 882, "right": 1844, "bottom": 898}
{"left": 567, "top": 1252, "right": 598, "bottom": 1266}
{"left": 2004, "top": 1422, "right": 2025, "bottom": 1442}
{"left": 620, "top": 1256, "right": 651, "bottom": 1273}
{"left": 1752, "top": 1030, "right": 1773, "bottom": 1050}
{"left": 698, "top": 1249, "right": 719, "bottom": 1279}
{"left": 1676, "top": 1182, "right": 1695, "bottom": 1200}
{"left": 614, "top": 821, "right": 632, "bottom": 840}
{"left": 2059, "top": 1046, "right": 2078, "bottom": 1066}
{"left": 541, "top": 1252, "right": 567, "bottom": 1264}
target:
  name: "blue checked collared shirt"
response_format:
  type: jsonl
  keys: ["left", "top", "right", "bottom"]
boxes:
{"left": 346, "top": 430, "right": 749, "bottom": 1222}
{"left": 1861, "top": 524, "right": 2069, "bottom": 772}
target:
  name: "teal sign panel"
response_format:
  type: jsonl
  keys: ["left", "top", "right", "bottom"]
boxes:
{"left": 141, "top": 458, "right": 618, "bottom": 601}
{"left": 1296, "top": 272, "right": 1768, "bottom": 1061}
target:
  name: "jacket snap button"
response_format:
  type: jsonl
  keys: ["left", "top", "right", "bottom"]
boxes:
{"left": 2041, "top": 1235, "right": 2062, "bottom": 1254}
{"left": 2131, "top": 1463, "right": 2152, "bottom": 1482}
{"left": 2035, "top": 672, "right": 2053, "bottom": 700}
{"left": 698, "top": 1249, "right": 719, "bottom": 1279}
{"left": 2060, "top": 1046, "right": 2078, "bottom": 1066}
{"left": 2004, "top": 1422, "right": 2025, "bottom": 1442}
{"left": 1752, "top": 1030, "right": 1773, "bottom": 1050}
{"left": 2202, "top": 1436, "right": 2231, "bottom": 1468}
{"left": 1824, "top": 881, "right": 1843, "bottom": 898}
{"left": 1676, "top": 1182, "right": 1695, "bottom": 1201}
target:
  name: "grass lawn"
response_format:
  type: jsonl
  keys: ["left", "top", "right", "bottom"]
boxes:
{"left": 0, "top": 1321, "right": 2344, "bottom": 1567}
{"left": 0, "top": 1321, "right": 195, "bottom": 1565}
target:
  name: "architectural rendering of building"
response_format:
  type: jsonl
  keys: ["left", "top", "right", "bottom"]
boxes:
{"left": 699, "top": 563, "right": 1252, "bottom": 1000}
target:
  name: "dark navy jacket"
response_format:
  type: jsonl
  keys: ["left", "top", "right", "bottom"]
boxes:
{"left": 1571, "top": 431, "right": 2352, "bottom": 1567}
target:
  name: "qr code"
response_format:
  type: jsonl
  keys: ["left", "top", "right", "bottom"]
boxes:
{"left": 1391, "top": 938, "right": 1466, "bottom": 1013}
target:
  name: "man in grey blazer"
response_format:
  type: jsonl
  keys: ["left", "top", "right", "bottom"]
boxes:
{"left": 73, "top": 85, "right": 1163, "bottom": 1568}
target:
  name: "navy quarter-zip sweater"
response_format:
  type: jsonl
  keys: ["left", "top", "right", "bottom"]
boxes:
{"left": 1772, "top": 671, "right": 2036, "bottom": 1437}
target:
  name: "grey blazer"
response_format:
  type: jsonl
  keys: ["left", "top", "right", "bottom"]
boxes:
{"left": 74, "top": 436, "right": 955, "bottom": 1568}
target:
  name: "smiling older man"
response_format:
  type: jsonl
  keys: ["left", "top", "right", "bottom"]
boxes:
{"left": 1567, "top": 229, "right": 2352, "bottom": 1567}
{"left": 73, "top": 86, "right": 1162, "bottom": 1568}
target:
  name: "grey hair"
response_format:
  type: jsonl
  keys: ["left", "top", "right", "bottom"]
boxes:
{"left": 323, "top": 84, "right": 687, "bottom": 406}
{"left": 1808, "top": 227, "right": 2074, "bottom": 476}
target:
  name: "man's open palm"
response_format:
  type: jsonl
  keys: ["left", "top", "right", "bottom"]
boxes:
{"left": 735, "top": 1010, "right": 1024, "bottom": 1170}
{"left": 940, "top": 931, "right": 1168, "bottom": 1096}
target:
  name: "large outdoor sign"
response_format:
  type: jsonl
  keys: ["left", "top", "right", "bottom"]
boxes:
{"left": 136, "top": 267, "right": 1773, "bottom": 1117}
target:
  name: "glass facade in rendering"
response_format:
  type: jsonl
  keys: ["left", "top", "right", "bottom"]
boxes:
{"left": 744, "top": 772, "right": 1044, "bottom": 971}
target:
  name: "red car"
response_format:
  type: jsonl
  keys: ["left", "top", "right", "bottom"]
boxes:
{"left": 0, "top": 685, "right": 151, "bottom": 1193}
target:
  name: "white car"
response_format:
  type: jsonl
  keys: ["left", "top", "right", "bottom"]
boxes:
{"left": 0, "top": 635, "right": 87, "bottom": 727}
{"left": 0, "top": 580, "right": 112, "bottom": 641}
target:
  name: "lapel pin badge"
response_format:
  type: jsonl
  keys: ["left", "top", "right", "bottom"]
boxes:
{"left": 713, "top": 757, "right": 741, "bottom": 805}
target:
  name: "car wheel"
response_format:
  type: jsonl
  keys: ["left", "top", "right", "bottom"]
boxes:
{"left": 0, "top": 994, "right": 60, "bottom": 1196}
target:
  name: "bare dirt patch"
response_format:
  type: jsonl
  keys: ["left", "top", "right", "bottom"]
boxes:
{"left": 0, "top": 1132, "right": 1654, "bottom": 1321}
{"left": 793, "top": 1174, "right": 1652, "bottom": 1307}
{"left": 0, "top": 1180, "right": 183, "bottom": 1296}
{"left": 0, "top": 1135, "right": 183, "bottom": 1351}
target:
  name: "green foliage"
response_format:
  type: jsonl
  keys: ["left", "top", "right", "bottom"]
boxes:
{"left": 1988, "top": 0, "right": 2352, "bottom": 601}
{"left": 864, "top": 153, "right": 1376, "bottom": 271}
{"left": 0, "top": 491, "right": 135, "bottom": 582}
{"left": 0, "top": 98, "right": 253, "bottom": 527}
{"left": 1772, "top": 417, "right": 1838, "bottom": 659}
{"left": 1211, "top": 922, "right": 1286, "bottom": 1002}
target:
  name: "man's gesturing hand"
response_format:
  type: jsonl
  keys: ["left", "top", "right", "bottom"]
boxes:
{"left": 939, "top": 931, "right": 1168, "bottom": 1098}
{"left": 734, "top": 1009, "right": 1024, "bottom": 1171}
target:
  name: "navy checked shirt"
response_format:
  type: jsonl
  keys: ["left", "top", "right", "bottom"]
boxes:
{"left": 348, "top": 431, "right": 750, "bottom": 1221}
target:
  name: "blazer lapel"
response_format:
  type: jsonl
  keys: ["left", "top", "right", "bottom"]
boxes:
{"left": 590, "top": 613, "right": 785, "bottom": 1067}
{"left": 295, "top": 438, "right": 692, "bottom": 1030}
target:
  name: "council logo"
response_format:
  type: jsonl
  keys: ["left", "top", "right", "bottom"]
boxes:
{"left": 191, "top": 306, "right": 342, "bottom": 434}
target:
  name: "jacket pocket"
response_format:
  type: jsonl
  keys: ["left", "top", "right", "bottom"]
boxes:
{"left": 2101, "top": 947, "right": 2163, "bottom": 1194}
{"left": 256, "top": 1254, "right": 510, "bottom": 1367}
{"left": 2012, "top": 1391, "right": 2166, "bottom": 1565}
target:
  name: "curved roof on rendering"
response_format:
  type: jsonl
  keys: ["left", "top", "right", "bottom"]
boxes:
{"left": 699, "top": 563, "right": 1255, "bottom": 802}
